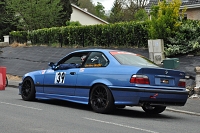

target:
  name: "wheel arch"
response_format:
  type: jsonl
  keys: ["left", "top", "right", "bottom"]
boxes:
{"left": 89, "top": 78, "right": 113, "bottom": 93}
{"left": 23, "top": 72, "right": 36, "bottom": 81}
{"left": 89, "top": 80, "right": 115, "bottom": 103}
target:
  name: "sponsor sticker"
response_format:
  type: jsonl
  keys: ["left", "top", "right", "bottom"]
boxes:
{"left": 80, "top": 68, "right": 85, "bottom": 72}
{"left": 41, "top": 70, "right": 46, "bottom": 74}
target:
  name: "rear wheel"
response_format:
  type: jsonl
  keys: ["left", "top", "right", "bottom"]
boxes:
{"left": 21, "top": 77, "right": 35, "bottom": 101}
{"left": 90, "top": 84, "right": 114, "bottom": 113}
{"left": 142, "top": 105, "right": 166, "bottom": 114}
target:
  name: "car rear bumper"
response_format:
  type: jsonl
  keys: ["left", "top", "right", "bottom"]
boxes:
{"left": 110, "top": 86, "right": 188, "bottom": 106}
{"left": 138, "top": 93, "right": 188, "bottom": 106}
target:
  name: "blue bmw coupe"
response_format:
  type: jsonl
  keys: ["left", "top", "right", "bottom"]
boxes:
{"left": 19, "top": 49, "right": 188, "bottom": 114}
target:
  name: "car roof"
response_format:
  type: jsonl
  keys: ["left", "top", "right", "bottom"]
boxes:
{"left": 71, "top": 49, "right": 133, "bottom": 53}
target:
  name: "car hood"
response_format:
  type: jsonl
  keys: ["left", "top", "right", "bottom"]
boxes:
{"left": 24, "top": 69, "right": 47, "bottom": 77}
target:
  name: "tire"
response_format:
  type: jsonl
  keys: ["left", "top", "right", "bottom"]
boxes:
{"left": 5, "top": 77, "right": 8, "bottom": 87}
{"left": 142, "top": 105, "right": 166, "bottom": 114}
{"left": 21, "top": 77, "right": 35, "bottom": 101}
{"left": 90, "top": 84, "right": 114, "bottom": 113}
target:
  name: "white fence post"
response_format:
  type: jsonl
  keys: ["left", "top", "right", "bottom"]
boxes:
{"left": 3, "top": 35, "right": 9, "bottom": 43}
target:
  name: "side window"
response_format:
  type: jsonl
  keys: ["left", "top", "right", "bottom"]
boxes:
{"left": 84, "top": 52, "right": 109, "bottom": 68}
{"left": 56, "top": 52, "right": 89, "bottom": 69}
{"left": 64, "top": 56, "right": 82, "bottom": 64}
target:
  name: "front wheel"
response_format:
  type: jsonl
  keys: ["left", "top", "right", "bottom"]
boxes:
{"left": 90, "top": 84, "right": 114, "bottom": 113}
{"left": 142, "top": 105, "right": 166, "bottom": 114}
{"left": 21, "top": 77, "right": 35, "bottom": 101}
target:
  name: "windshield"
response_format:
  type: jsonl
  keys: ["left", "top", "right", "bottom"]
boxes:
{"left": 110, "top": 51, "right": 159, "bottom": 67}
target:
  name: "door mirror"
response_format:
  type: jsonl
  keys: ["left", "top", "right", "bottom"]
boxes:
{"left": 48, "top": 62, "right": 55, "bottom": 67}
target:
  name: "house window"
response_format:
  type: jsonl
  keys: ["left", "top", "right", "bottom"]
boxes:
{"left": 183, "top": 14, "right": 187, "bottom": 20}
{"left": 180, "top": 13, "right": 187, "bottom": 20}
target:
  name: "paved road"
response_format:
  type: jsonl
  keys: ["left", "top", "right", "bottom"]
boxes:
{"left": 0, "top": 86, "right": 200, "bottom": 133}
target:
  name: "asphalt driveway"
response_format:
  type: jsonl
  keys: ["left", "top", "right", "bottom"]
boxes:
{"left": 0, "top": 45, "right": 199, "bottom": 79}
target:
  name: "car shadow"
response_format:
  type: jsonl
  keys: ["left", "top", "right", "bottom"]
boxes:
{"left": 111, "top": 108, "right": 174, "bottom": 119}
{"left": 22, "top": 99, "right": 180, "bottom": 120}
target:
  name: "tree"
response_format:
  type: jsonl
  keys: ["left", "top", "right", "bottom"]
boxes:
{"left": 148, "top": 0, "right": 186, "bottom": 40}
{"left": 122, "top": 1, "right": 137, "bottom": 21}
{"left": 7, "top": 0, "right": 72, "bottom": 30}
{"left": 0, "top": 0, "right": 18, "bottom": 40}
{"left": 57, "top": 0, "right": 72, "bottom": 27}
{"left": 121, "top": 0, "right": 149, "bottom": 21}
{"left": 70, "top": 0, "right": 79, "bottom": 6}
{"left": 124, "top": 0, "right": 148, "bottom": 9}
{"left": 109, "top": 0, "right": 124, "bottom": 23}
{"left": 108, "top": 0, "right": 149, "bottom": 23}
{"left": 94, "top": 2, "right": 107, "bottom": 20}
{"left": 134, "top": 8, "right": 148, "bottom": 21}
{"left": 78, "top": 0, "right": 96, "bottom": 15}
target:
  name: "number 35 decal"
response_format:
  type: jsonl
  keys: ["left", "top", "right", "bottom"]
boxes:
{"left": 54, "top": 72, "right": 66, "bottom": 84}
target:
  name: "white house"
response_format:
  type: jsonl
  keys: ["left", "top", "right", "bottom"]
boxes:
{"left": 71, "top": 4, "right": 109, "bottom": 25}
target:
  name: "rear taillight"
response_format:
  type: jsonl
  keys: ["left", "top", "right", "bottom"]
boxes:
{"left": 178, "top": 79, "right": 186, "bottom": 87}
{"left": 130, "top": 75, "right": 150, "bottom": 84}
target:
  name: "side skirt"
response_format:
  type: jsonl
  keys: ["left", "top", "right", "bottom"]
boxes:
{"left": 35, "top": 92, "right": 89, "bottom": 105}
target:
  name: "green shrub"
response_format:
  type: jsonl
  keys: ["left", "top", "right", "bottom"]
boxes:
{"left": 147, "top": 0, "right": 186, "bottom": 41}
{"left": 165, "top": 20, "right": 200, "bottom": 56}
{"left": 66, "top": 21, "right": 82, "bottom": 26}
{"left": 9, "top": 18, "right": 200, "bottom": 57}
{"left": 10, "top": 31, "right": 28, "bottom": 43}
{"left": 12, "top": 21, "right": 147, "bottom": 48}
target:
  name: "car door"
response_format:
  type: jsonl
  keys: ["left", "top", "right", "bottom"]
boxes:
{"left": 43, "top": 51, "right": 90, "bottom": 96}
{"left": 43, "top": 68, "right": 79, "bottom": 95}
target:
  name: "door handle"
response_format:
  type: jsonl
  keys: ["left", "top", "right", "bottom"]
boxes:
{"left": 70, "top": 72, "right": 76, "bottom": 75}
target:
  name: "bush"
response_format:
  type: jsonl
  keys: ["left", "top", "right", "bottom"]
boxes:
{"left": 147, "top": 0, "right": 186, "bottom": 42}
{"left": 165, "top": 20, "right": 200, "bottom": 56}
{"left": 9, "top": 31, "right": 28, "bottom": 43}
{"left": 10, "top": 21, "right": 148, "bottom": 48}
{"left": 66, "top": 21, "right": 82, "bottom": 26}
{"left": 9, "top": 18, "right": 200, "bottom": 57}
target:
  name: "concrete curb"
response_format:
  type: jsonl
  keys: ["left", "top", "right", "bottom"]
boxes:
{"left": 7, "top": 80, "right": 20, "bottom": 88}
{"left": 7, "top": 84, "right": 19, "bottom": 88}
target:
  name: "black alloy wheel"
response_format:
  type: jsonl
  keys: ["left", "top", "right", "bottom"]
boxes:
{"left": 90, "top": 84, "right": 114, "bottom": 113}
{"left": 21, "top": 77, "right": 35, "bottom": 101}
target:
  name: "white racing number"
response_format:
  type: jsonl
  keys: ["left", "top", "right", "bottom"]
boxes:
{"left": 54, "top": 72, "right": 66, "bottom": 84}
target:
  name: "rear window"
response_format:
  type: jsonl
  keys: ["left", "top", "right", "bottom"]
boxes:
{"left": 110, "top": 51, "right": 159, "bottom": 67}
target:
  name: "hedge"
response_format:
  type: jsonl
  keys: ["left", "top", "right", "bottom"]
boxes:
{"left": 9, "top": 20, "right": 200, "bottom": 57}
{"left": 9, "top": 21, "right": 148, "bottom": 48}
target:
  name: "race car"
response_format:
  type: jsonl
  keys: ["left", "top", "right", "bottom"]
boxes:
{"left": 19, "top": 49, "right": 188, "bottom": 114}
